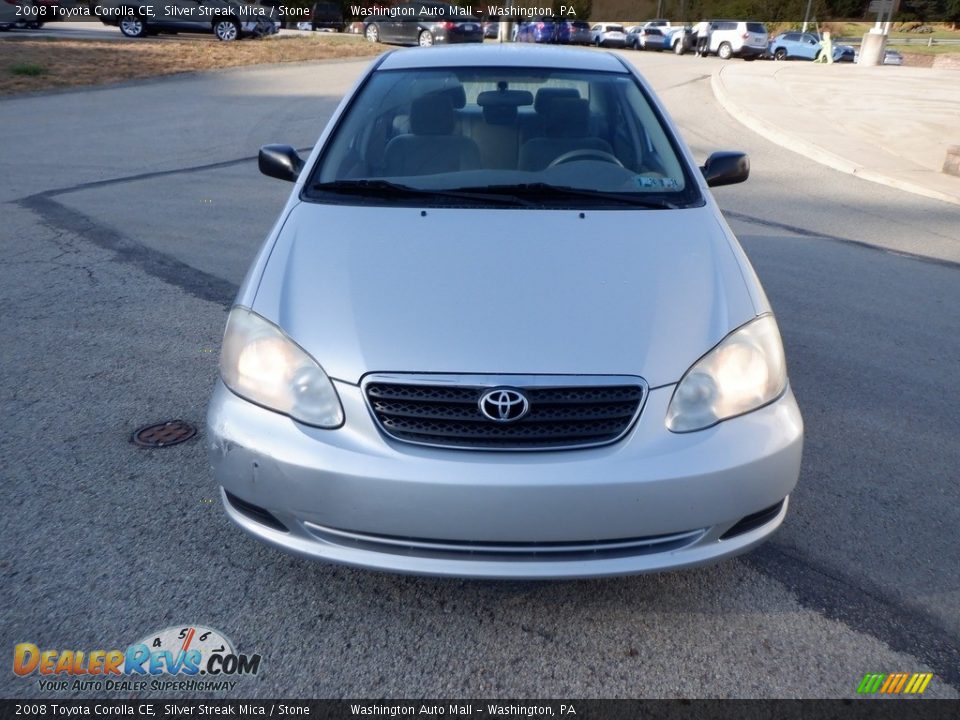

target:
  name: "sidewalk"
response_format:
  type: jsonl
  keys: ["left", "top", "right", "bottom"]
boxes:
{"left": 711, "top": 61, "right": 960, "bottom": 207}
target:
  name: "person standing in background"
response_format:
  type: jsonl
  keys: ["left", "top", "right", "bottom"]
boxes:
{"left": 695, "top": 21, "right": 712, "bottom": 56}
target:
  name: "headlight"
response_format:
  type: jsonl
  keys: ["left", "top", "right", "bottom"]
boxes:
{"left": 219, "top": 306, "right": 344, "bottom": 428}
{"left": 666, "top": 314, "right": 787, "bottom": 433}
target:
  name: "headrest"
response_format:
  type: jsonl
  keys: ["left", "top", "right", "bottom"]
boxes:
{"left": 411, "top": 81, "right": 466, "bottom": 109}
{"left": 441, "top": 85, "right": 467, "bottom": 109}
{"left": 482, "top": 104, "right": 517, "bottom": 126}
{"left": 410, "top": 93, "right": 455, "bottom": 135}
{"left": 545, "top": 97, "right": 590, "bottom": 138}
{"left": 534, "top": 87, "right": 580, "bottom": 114}
{"left": 477, "top": 89, "right": 534, "bottom": 108}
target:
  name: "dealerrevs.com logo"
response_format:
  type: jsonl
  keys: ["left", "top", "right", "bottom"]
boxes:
{"left": 13, "top": 625, "right": 261, "bottom": 693}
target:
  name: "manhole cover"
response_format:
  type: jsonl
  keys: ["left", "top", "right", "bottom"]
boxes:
{"left": 132, "top": 420, "right": 197, "bottom": 448}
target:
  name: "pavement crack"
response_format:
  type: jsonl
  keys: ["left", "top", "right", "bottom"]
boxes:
{"left": 16, "top": 194, "right": 237, "bottom": 307}
{"left": 18, "top": 146, "right": 312, "bottom": 201}
{"left": 660, "top": 73, "right": 712, "bottom": 92}
{"left": 724, "top": 209, "right": 960, "bottom": 272}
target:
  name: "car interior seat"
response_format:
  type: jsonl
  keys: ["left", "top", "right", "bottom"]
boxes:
{"left": 518, "top": 97, "right": 614, "bottom": 172}
{"left": 471, "top": 89, "right": 533, "bottom": 170}
{"left": 383, "top": 89, "right": 481, "bottom": 177}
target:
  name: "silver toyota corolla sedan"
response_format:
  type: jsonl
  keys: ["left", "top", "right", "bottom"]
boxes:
{"left": 207, "top": 44, "right": 803, "bottom": 578}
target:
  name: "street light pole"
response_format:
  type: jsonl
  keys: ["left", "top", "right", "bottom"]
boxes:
{"left": 802, "top": 0, "right": 813, "bottom": 32}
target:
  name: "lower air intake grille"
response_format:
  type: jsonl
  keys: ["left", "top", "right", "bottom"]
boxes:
{"left": 303, "top": 523, "right": 705, "bottom": 562}
{"left": 364, "top": 376, "right": 646, "bottom": 450}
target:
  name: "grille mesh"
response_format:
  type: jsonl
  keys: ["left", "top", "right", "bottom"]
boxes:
{"left": 366, "top": 380, "right": 644, "bottom": 450}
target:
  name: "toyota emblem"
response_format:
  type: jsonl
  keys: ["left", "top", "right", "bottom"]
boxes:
{"left": 478, "top": 388, "right": 530, "bottom": 423}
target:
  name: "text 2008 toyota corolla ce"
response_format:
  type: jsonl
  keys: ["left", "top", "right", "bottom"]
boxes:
{"left": 206, "top": 45, "right": 803, "bottom": 578}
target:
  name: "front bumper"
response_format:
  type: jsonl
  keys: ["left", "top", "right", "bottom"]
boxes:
{"left": 207, "top": 380, "right": 803, "bottom": 578}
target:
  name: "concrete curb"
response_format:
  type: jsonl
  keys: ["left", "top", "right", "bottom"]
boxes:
{"left": 710, "top": 66, "right": 960, "bottom": 208}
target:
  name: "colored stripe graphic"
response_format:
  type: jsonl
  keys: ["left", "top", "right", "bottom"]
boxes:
{"left": 880, "top": 674, "right": 897, "bottom": 693}
{"left": 904, "top": 674, "right": 921, "bottom": 694}
{"left": 857, "top": 672, "right": 933, "bottom": 694}
{"left": 892, "top": 673, "right": 909, "bottom": 694}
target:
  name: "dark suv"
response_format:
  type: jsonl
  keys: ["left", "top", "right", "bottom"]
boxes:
{"left": 98, "top": 0, "right": 278, "bottom": 40}
{"left": 305, "top": 1, "right": 343, "bottom": 31}
{"left": 363, "top": 2, "right": 482, "bottom": 47}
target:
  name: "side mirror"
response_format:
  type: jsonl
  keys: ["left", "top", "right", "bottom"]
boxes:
{"left": 701, "top": 151, "right": 749, "bottom": 187}
{"left": 259, "top": 144, "right": 303, "bottom": 182}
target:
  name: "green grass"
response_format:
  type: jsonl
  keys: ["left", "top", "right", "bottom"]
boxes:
{"left": 9, "top": 62, "right": 48, "bottom": 76}
{"left": 894, "top": 44, "right": 960, "bottom": 54}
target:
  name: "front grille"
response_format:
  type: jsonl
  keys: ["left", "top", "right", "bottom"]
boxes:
{"left": 364, "top": 376, "right": 646, "bottom": 450}
{"left": 304, "top": 522, "right": 705, "bottom": 562}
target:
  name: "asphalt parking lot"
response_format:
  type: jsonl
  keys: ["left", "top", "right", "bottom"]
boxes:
{"left": 2, "top": 49, "right": 959, "bottom": 698}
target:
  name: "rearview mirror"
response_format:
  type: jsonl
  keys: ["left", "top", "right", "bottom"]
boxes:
{"left": 259, "top": 144, "right": 304, "bottom": 182}
{"left": 701, "top": 151, "right": 749, "bottom": 187}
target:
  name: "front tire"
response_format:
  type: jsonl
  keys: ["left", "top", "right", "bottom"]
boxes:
{"left": 365, "top": 23, "right": 379, "bottom": 42}
{"left": 119, "top": 14, "right": 147, "bottom": 38}
{"left": 418, "top": 29, "right": 433, "bottom": 47}
{"left": 214, "top": 19, "right": 239, "bottom": 41}
{"left": 674, "top": 38, "right": 685, "bottom": 55}
{"left": 718, "top": 42, "right": 733, "bottom": 59}
{"left": 774, "top": 47, "right": 787, "bottom": 61}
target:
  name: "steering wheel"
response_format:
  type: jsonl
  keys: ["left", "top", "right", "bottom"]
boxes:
{"left": 548, "top": 149, "right": 625, "bottom": 169}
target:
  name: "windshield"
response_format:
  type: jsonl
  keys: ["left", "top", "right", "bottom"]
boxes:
{"left": 306, "top": 66, "right": 703, "bottom": 209}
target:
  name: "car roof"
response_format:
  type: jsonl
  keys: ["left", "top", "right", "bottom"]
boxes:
{"left": 378, "top": 44, "right": 630, "bottom": 72}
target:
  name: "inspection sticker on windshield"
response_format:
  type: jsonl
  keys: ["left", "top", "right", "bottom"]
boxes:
{"left": 635, "top": 175, "right": 680, "bottom": 189}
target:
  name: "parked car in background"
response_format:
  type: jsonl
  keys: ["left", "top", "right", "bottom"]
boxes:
{"left": 768, "top": 31, "right": 819, "bottom": 60}
{"left": 768, "top": 31, "right": 854, "bottom": 62}
{"left": 643, "top": 18, "right": 671, "bottom": 29}
{"left": 98, "top": 0, "right": 278, "bottom": 40}
{"left": 220, "top": 44, "right": 803, "bottom": 579}
{"left": 832, "top": 40, "right": 855, "bottom": 62}
{"left": 556, "top": 19, "right": 591, "bottom": 45}
{"left": 0, "top": 0, "right": 23, "bottom": 29}
{"left": 364, "top": 2, "right": 483, "bottom": 47}
{"left": 883, "top": 48, "right": 903, "bottom": 65}
{"left": 1, "top": 0, "right": 48, "bottom": 28}
{"left": 627, "top": 26, "right": 667, "bottom": 51}
{"left": 301, "top": 2, "right": 344, "bottom": 31}
{"left": 853, "top": 47, "right": 903, "bottom": 65}
{"left": 515, "top": 18, "right": 556, "bottom": 43}
{"left": 590, "top": 22, "right": 626, "bottom": 47}
{"left": 700, "top": 20, "right": 767, "bottom": 59}
{"left": 665, "top": 25, "right": 693, "bottom": 54}
{"left": 482, "top": 20, "right": 498, "bottom": 38}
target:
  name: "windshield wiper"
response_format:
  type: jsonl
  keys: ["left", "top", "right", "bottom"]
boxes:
{"left": 470, "top": 183, "right": 681, "bottom": 209}
{"left": 310, "top": 179, "right": 532, "bottom": 206}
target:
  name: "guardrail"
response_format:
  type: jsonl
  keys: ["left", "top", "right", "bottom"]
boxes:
{"left": 836, "top": 36, "right": 960, "bottom": 46}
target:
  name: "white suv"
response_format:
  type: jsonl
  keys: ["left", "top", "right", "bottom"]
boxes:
{"left": 704, "top": 20, "right": 768, "bottom": 59}
{"left": 590, "top": 22, "right": 627, "bottom": 47}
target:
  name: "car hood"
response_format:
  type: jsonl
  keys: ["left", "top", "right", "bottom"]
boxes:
{"left": 251, "top": 203, "right": 757, "bottom": 387}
